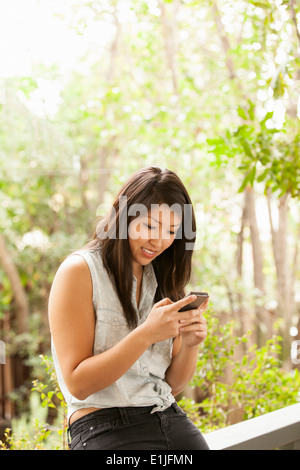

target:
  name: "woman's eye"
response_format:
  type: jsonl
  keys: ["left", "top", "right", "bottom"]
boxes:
{"left": 143, "top": 223, "right": 176, "bottom": 236}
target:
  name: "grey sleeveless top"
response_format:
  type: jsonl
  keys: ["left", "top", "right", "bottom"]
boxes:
{"left": 51, "top": 249, "right": 175, "bottom": 422}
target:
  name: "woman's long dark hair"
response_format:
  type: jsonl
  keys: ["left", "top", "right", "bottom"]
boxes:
{"left": 86, "top": 166, "right": 196, "bottom": 329}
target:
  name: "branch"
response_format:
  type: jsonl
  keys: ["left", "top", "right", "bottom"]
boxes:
{"left": 210, "top": 0, "right": 236, "bottom": 80}
{"left": 289, "top": 0, "right": 300, "bottom": 48}
{"left": 106, "top": 8, "right": 121, "bottom": 82}
{"left": 158, "top": 0, "right": 179, "bottom": 94}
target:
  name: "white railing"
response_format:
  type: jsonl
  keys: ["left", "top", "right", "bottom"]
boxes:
{"left": 203, "top": 403, "right": 300, "bottom": 450}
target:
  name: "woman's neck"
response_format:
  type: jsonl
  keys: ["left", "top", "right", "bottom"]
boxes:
{"left": 132, "top": 261, "right": 143, "bottom": 282}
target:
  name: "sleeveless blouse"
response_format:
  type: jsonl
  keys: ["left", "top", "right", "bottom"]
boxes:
{"left": 51, "top": 249, "right": 175, "bottom": 422}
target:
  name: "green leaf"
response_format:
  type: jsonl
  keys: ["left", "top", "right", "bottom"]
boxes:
{"left": 260, "top": 111, "right": 274, "bottom": 128}
{"left": 238, "top": 165, "right": 256, "bottom": 192}
{"left": 237, "top": 106, "right": 248, "bottom": 120}
{"left": 241, "top": 139, "right": 254, "bottom": 159}
{"left": 250, "top": 1, "right": 271, "bottom": 9}
{"left": 249, "top": 165, "right": 256, "bottom": 185}
{"left": 247, "top": 100, "right": 255, "bottom": 121}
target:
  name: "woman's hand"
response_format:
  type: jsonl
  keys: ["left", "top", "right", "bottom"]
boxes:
{"left": 178, "top": 298, "right": 208, "bottom": 348}
{"left": 143, "top": 295, "right": 202, "bottom": 344}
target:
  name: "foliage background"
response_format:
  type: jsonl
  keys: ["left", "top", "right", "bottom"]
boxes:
{"left": 0, "top": 0, "right": 300, "bottom": 449}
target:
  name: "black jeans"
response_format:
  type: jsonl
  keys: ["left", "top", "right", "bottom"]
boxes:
{"left": 68, "top": 403, "right": 209, "bottom": 450}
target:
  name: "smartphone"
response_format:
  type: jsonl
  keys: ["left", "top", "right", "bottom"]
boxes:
{"left": 179, "top": 292, "right": 209, "bottom": 312}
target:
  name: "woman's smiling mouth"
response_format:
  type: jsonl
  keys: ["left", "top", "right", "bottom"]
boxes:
{"left": 141, "top": 247, "right": 157, "bottom": 257}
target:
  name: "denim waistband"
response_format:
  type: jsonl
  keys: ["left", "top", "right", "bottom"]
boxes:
{"left": 69, "top": 405, "right": 153, "bottom": 437}
{"left": 68, "top": 403, "right": 181, "bottom": 440}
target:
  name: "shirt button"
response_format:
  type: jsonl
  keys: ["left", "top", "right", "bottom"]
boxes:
{"left": 143, "top": 366, "right": 148, "bottom": 372}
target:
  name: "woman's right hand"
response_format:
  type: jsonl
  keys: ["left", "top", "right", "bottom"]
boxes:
{"left": 142, "top": 295, "right": 200, "bottom": 344}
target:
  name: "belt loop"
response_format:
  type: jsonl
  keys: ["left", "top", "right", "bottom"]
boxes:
{"left": 171, "top": 402, "right": 179, "bottom": 413}
{"left": 119, "top": 407, "right": 130, "bottom": 425}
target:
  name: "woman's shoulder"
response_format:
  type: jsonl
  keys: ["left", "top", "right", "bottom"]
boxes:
{"left": 48, "top": 252, "right": 94, "bottom": 332}
{"left": 53, "top": 252, "right": 92, "bottom": 287}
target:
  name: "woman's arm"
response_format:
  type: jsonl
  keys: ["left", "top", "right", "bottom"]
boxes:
{"left": 48, "top": 256, "right": 200, "bottom": 400}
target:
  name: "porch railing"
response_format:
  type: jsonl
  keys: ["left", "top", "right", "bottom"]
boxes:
{"left": 203, "top": 403, "right": 300, "bottom": 450}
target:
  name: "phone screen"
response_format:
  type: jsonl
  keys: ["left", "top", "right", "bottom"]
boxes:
{"left": 178, "top": 292, "right": 209, "bottom": 312}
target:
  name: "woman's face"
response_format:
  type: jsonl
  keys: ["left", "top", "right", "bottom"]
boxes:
{"left": 128, "top": 204, "right": 182, "bottom": 274}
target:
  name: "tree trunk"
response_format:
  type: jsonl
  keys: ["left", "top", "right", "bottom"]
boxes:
{"left": 106, "top": 8, "right": 121, "bottom": 83}
{"left": 0, "top": 235, "right": 29, "bottom": 334}
{"left": 0, "top": 313, "right": 14, "bottom": 421}
{"left": 244, "top": 187, "right": 264, "bottom": 294}
{"left": 267, "top": 189, "right": 292, "bottom": 361}
{"left": 0, "top": 236, "right": 31, "bottom": 423}
{"left": 235, "top": 193, "right": 250, "bottom": 340}
{"left": 158, "top": 0, "right": 179, "bottom": 94}
{"left": 244, "top": 186, "right": 273, "bottom": 344}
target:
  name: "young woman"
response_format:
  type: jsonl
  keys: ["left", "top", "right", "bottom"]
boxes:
{"left": 48, "top": 166, "right": 210, "bottom": 450}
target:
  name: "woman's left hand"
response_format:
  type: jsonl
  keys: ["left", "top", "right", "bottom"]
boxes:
{"left": 178, "top": 299, "right": 208, "bottom": 348}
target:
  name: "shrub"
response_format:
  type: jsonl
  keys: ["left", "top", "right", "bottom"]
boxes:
{"left": 179, "top": 311, "right": 300, "bottom": 433}
{"left": 0, "top": 355, "right": 67, "bottom": 450}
